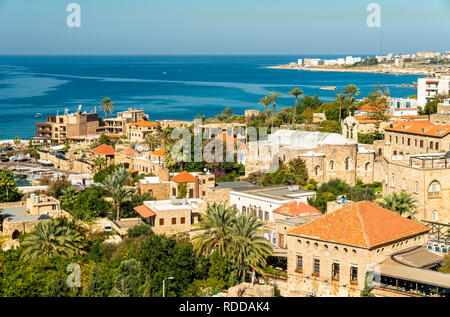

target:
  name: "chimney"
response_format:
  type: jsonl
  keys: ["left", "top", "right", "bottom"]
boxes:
{"left": 159, "top": 168, "right": 170, "bottom": 182}
{"left": 195, "top": 176, "right": 200, "bottom": 199}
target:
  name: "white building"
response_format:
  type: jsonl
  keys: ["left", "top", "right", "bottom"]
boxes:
{"left": 387, "top": 97, "right": 419, "bottom": 116}
{"left": 417, "top": 76, "right": 450, "bottom": 107}
{"left": 230, "top": 185, "right": 316, "bottom": 222}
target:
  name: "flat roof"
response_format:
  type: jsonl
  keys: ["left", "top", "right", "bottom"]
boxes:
{"left": 143, "top": 199, "right": 205, "bottom": 212}
{"left": 378, "top": 257, "right": 450, "bottom": 289}
{"left": 231, "top": 185, "right": 316, "bottom": 201}
{"left": 215, "top": 181, "right": 260, "bottom": 191}
{"left": 0, "top": 206, "right": 45, "bottom": 223}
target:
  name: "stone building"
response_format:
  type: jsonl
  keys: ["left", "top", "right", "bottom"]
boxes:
{"left": 245, "top": 129, "right": 376, "bottom": 186}
{"left": 133, "top": 148, "right": 166, "bottom": 175}
{"left": 137, "top": 170, "right": 171, "bottom": 200}
{"left": 133, "top": 198, "right": 207, "bottom": 236}
{"left": 127, "top": 120, "right": 159, "bottom": 143}
{"left": 91, "top": 144, "right": 117, "bottom": 166}
{"left": 285, "top": 201, "right": 430, "bottom": 297}
{"left": 383, "top": 120, "right": 450, "bottom": 159}
{"left": 34, "top": 108, "right": 104, "bottom": 144}
{"left": 114, "top": 147, "right": 137, "bottom": 169}
{"left": 169, "top": 171, "right": 215, "bottom": 201}
{"left": 206, "top": 181, "right": 259, "bottom": 207}
{"left": 230, "top": 185, "right": 316, "bottom": 224}
{"left": 382, "top": 153, "right": 450, "bottom": 223}
{"left": 104, "top": 108, "right": 148, "bottom": 136}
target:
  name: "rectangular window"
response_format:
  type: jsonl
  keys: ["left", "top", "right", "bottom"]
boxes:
{"left": 395, "top": 136, "right": 398, "bottom": 143}
{"left": 313, "top": 258, "right": 320, "bottom": 276}
{"left": 436, "top": 142, "right": 439, "bottom": 150}
{"left": 420, "top": 140, "right": 423, "bottom": 148}
{"left": 332, "top": 263, "right": 340, "bottom": 280}
{"left": 148, "top": 190, "right": 153, "bottom": 197}
{"left": 189, "top": 188, "right": 194, "bottom": 198}
{"left": 264, "top": 212, "right": 269, "bottom": 221}
{"left": 350, "top": 267, "right": 358, "bottom": 284}
{"left": 296, "top": 256, "right": 303, "bottom": 272}
{"left": 415, "top": 139, "right": 417, "bottom": 147}
{"left": 407, "top": 138, "right": 410, "bottom": 146}
{"left": 172, "top": 188, "right": 176, "bottom": 196}
{"left": 159, "top": 218, "right": 164, "bottom": 226}
{"left": 172, "top": 218, "right": 176, "bottom": 225}
{"left": 180, "top": 217, "right": 185, "bottom": 224}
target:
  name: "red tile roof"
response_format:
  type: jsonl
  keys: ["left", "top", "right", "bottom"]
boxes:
{"left": 92, "top": 144, "right": 116, "bottom": 155}
{"left": 358, "top": 102, "right": 387, "bottom": 113}
{"left": 134, "top": 205, "right": 156, "bottom": 218}
{"left": 171, "top": 171, "right": 196, "bottom": 183}
{"left": 150, "top": 149, "right": 165, "bottom": 156}
{"left": 119, "top": 147, "right": 137, "bottom": 156}
{"left": 287, "top": 201, "right": 429, "bottom": 249}
{"left": 130, "top": 120, "right": 158, "bottom": 128}
{"left": 384, "top": 120, "right": 450, "bottom": 138}
{"left": 273, "top": 201, "right": 322, "bottom": 217}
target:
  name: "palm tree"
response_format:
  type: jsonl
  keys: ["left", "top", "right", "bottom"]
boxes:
{"left": 288, "top": 88, "right": 304, "bottom": 127}
{"left": 268, "top": 91, "right": 282, "bottom": 127}
{"left": 192, "top": 203, "right": 237, "bottom": 257}
{"left": 102, "top": 167, "right": 132, "bottom": 221}
{"left": 20, "top": 218, "right": 86, "bottom": 262}
{"left": 342, "top": 84, "right": 360, "bottom": 116}
{"left": 335, "top": 93, "right": 347, "bottom": 124}
{"left": 382, "top": 192, "right": 417, "bottom": 218}
{"left": 93, "top": 156, "right": 106, "bottom": 171}
{"left": 229, "top": 214, "right": 273, "bottom": 281}
{"left": 258, "top": 96, "right": 272, "bottom": 112}
{"left": 13, "top": 136, "right": 21, "bottom": 147}
{"left": 100, "top": 97, "right": 114, "bottom": 118}
{"left": 145, "top": 133, "right": 160, "bottom": 151}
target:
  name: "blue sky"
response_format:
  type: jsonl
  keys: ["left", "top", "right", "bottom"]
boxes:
{"left": 0, "top": 0, "right": 449, "bottom": 55}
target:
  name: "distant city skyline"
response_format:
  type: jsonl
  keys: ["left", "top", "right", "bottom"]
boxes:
{"left": 0, "top": 0, "right": 449, "bottom": 55}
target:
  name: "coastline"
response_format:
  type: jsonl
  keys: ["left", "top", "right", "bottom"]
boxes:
{"left": 267, "top": 64, "right": 432, "bottom": 76}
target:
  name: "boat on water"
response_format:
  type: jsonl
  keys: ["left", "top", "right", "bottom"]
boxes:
{"left": 35, "top": 113, "right": 42, "bottom": 118}
{"left": 320, "top": 86, "right": 337, "bottom": 91}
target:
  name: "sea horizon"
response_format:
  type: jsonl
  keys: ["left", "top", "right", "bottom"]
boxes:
{"left": 0, "top": 55, "right": 420, "bottom": 140}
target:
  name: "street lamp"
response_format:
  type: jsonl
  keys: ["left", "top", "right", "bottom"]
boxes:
{"left": 162, "top": 276, "right": 174, "bottom": 297}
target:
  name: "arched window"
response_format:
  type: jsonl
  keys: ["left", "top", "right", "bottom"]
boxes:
{"left": 314, "top": 165, "right": 321, "bottom": 176}
{"left": 414, "top": 181, "right": 419, "bottom": 193}
{"left": 242, "top": 206, "right": 246, "bottom": 214}
{"left": 432, "top": 210, "right": 438, "bottom": 222}
{"left": 344, "top": 157, "right": 350, "bottom": 170}
{"left": 428, "top": 181, "right": 441, "bottom": 198}
{"left": 364, "top": 162, "right": 371, "bottom": 172}
{"left": 258, "top": 207, "right": 263, "bottom": 220}
{"left": 392, "top": 173, "right": 395, "bottom": 187}
{"left": 329, "top": 160, "right": 335, "bottom": 171}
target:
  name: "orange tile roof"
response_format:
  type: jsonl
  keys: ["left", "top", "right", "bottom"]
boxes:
{"left": 358, "top": 102, "right": 387, "bottom": 113}
{"left": 150, "top": 149, "right": 165, "bottom": 156}
{"left": 287, "top": 201, "right": 429, "bottom": 249}
{"left": 119, "top": 147, "right": 137, "bottom": 156}
{"left": 92, "top": 144, "right": 116, "bottom": 155}
{"left": 130, "top": 120, "right": 159, "bottom": 128}
{"left": 273, "top": 201, "right": 322, "bottom": 217}
{"left": 134, "top": 205, "right": 156, "bottom": 218}
{"left": 171, "top": 171, "right": 196, "bottom": 183}
{"left": 384, "top": 120, "right": 450, "bottom": 138}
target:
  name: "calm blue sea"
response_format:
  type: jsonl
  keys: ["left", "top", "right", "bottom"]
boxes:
{"left": 0, "top": 55, "right": 420, "bottom": 139}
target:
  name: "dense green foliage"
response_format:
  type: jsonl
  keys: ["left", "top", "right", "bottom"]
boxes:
{"left": 60, "top": 186, "right": 113, "bottom": 221}
{"left": 262, "top": 158, "right": 308, "bottom": 186}
{"left": 0, "top": 169, "right": 23, "bottom": 202}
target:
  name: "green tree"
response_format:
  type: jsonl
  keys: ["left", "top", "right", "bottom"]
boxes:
{"left": 342, "top": 84, "right": 360, "bottom": 116}
{"left": 145, "top": 133, "right": 160, "bottom": 151}
{"left": 288, "top": 88, "right": 304, "bottom": 126}
{"left": 382, "top": 192, "right": 417, "bottom": 217}
{"left": 0, "top": 170, "right": 22, "bottom": 202}
{"left": 102, "top": 167, "right": 133, "bottom": 221}
{"left": 268, "top": 91, "right": 282, "bottom": 127}
{"left": 192, "top": 203, "right": 237, "bottom": 257}
{"left": 100, "top": 97, "right": 114, "bottom": 118}
{"left": 20, "top": 218, "right": 86, "bottom": 262}
{"left": 110, "top": 259, "right": 144, "bottom": 297}
{"left": 177, "top": 182, "right": 187, "bottom": 199}
{"left": 258, "top": 96, "right": 272, "bottom": 112}
{"left": 13, "top": 136, "right": 21, "bottom": 147}
{"left": 336, "top": 93, "right": 347, "bottom": 124}
{"left": 228, "top": 214, "right": 273, "bottom": 282}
